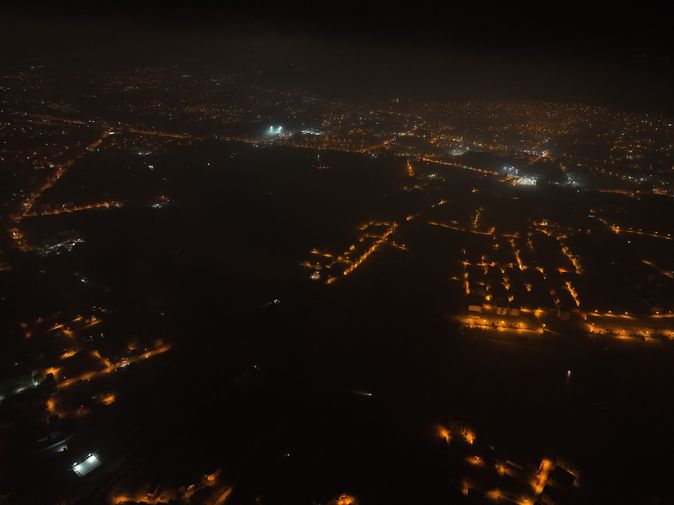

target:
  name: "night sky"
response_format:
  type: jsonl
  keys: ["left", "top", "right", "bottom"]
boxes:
{"left": 3, "top": 2, "right": 674, "bottom": 113}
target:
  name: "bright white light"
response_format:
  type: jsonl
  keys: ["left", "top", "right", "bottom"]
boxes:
{"left": 513, "top": 176, "right": 537, "bottom": 186}
{"left": 72, "top": 453, "right": 102, "bottom": 477}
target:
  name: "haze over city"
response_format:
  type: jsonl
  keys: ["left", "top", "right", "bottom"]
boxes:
{"left": 1, "top": 4, "right": 673, "bottom": 505}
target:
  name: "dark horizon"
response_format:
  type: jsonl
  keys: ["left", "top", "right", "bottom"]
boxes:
{"left": 3, "top": 3, "right": 674, "bottom": 114}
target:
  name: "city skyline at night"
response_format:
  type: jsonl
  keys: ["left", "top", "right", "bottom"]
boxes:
{"left": 1, "top": 4, "right": 673, "bottom": 505}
